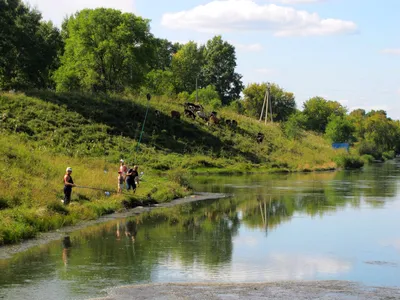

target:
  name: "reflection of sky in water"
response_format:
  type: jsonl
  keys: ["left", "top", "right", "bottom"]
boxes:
{"left": 1, "top": 163, "right": 400, "bottom": 300}
{"left": 152, "top": 199, "right": 400, "bottom": 287}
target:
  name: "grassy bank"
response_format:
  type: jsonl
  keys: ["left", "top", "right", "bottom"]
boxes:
{"left": 0, "top": 91, "right": 349, "bottom": 245}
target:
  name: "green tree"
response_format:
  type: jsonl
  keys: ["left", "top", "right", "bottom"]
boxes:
{"left": 0, "top": 0, "right": 62, "bottom": 89}
{"left": 54, "top": 8, "right": 154, "bottom": 93}
{"left": 302, "top": 97, "right": 347, "bottom": 133}
{"left": 284, "top": 111, "right": 307, "bottom": 140}
{"left": 325, "top": 115, "right": 355, "bottom": 143}
{"left": 142, "top": 70, "right": 174, "bottom": 96}
{"left": 152, "top": 39, "right": 182, "bottom": 71}
{"left": 348, "top": 108, "right": 366, "bottom": 140}
{"left": 170, "top": 41, "right": 203, "bottom": 94}
{"left": 243, "top": 83, "right": 296, "bottom": 121}
{"left": 189, "top": 85, "right": 222, "bottom": 109}
{"left": 364, "top": 113, "right": 399, "bottom": 152}
{"left": 201, "top": 36, "right": 243, "bottom": 105}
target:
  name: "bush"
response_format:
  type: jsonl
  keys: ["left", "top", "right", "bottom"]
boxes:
{"left": 334, "top": 154, "right": 364, "bottom": 169}
{"left": 361, "top": 154, "right": 375, "bottom": 164}
{"left": 382, "top": 150, "right": 395, "bottom": 161}
{"left": 358, "top": 141, "right": 382, "bottom": 160}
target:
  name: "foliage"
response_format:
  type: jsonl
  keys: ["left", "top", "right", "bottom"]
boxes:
{"left": 170, "top": 41, "right": 203, "bottom": 94}
{"left": 189, "top": 85, "right": 222, "bottom": 108}
{"left": 357, "top": 141, "right": 382, "bottom": 160}
{"left": 382, "top": 150, "right": 396, "bottom": 161}
{"left": 201, "top": 36, "right": 244, "bottom": 105}
{"left": 302, "top": 97, "right": 347, "bottom": 133}
{"left": 284, "top": 111, "right": 307, "bottom": 140}
{"left": 54, "top": 8, "right": 154, "bottom": 93}
{"left": 334, "top": 153, "right": 364, "bottom": 169}
{"left": 0, "top": 0, "right": 62, "bottom": 90}
{"left": 243, "top": 83, "right": 296, "bottom": 121}
{"left": 325, "top": 115, "right": 355, "bottom": 143}
{"left": 142, "top": 70, "right": 175, "bottom": 96}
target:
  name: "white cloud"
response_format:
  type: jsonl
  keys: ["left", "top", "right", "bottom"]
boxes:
{"left": 24, "top": 0, "right": 136, "bottom": 27}
{"left": 161, "top": 0, "right": 357, "bottom": 37}
{"left": 382, "top": 48, "right": 400, "bottom": 55}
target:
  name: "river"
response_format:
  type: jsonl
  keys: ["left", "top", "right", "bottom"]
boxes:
{"left": 0, "top": 162, "right": 399, "bottom": 299}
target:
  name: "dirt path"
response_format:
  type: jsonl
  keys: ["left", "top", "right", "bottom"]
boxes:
{"left": 0, "top": 192, "right": 229, "bottom": 260}
{"left": 94, "top": 281, "right": 400, "bottom": 300}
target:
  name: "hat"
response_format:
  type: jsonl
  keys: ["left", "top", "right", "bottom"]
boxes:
{"left": 66, "top": 167, "right": 72, "bottom": 172}
{"left": 120, "top": 159, "right": 124, "bottom": 163}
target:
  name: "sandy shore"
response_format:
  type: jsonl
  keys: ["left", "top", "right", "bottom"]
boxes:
{"left": 94, "top": 281, "right": 400, "bottom": 300}
{"left": 0, "top": 192, "right": 229, "bottom": 260}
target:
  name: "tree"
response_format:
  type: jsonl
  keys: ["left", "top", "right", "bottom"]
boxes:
{"left": 302, "top": 97, "right": 347, "bottom": 133}
{"left": 284, "top": 111, "right": 307, "bottom": 140}
{"left": 201, "top": 36, "right": 244, "bottom": 105}
{"left": 170, "top": 41, "right": 203, "bottom": 94}
{"left": 142, "top": 70, "right": 174, "bottom": 96}
{"left": 325, "top": 115, "right": 355, "bottom": 143}
{"left": 364, "top": 113, "right": 399, "bottom": 152}
{"left": 0, "top": 0, "right": 62, "bottom": 89}
{"left": 54, "top": 8, "right": 154, "bottom": 93}
{"left": 151, "top": 39, "right": 182, "bottom": 71}
{"left": 348, "top": 108, "right": 366, "bottom": 140}
{"left": 189, "top": 85, "right": 222, "bottom": 109}
{"left": 243, "top": 83, "right": 296, "bottom": 121}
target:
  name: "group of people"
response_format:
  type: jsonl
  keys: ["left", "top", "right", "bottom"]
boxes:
{"left": 62, "top": 160, "right": 140, "bottom": 205}
{"left": 118, "top": 159, "right": 140, "bottom": 194}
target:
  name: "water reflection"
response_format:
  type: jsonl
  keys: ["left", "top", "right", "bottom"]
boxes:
{"left": 0, "top": 162, "right": 400, "bottom": 299}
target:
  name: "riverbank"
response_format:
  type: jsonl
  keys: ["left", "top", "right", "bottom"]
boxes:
{"left": 0, "top": 192, "right": 228, "bottom": 260}
{"left": 95, "top": 281, "right": 400, "bottom": 300}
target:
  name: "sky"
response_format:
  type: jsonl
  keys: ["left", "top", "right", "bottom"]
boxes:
{"left": 24, "top": 0, "right": 400, "bottom": 119}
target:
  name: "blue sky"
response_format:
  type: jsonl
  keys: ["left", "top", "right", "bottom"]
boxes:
{"left": 25, "top": 0, "right": 400, "bottom": 118}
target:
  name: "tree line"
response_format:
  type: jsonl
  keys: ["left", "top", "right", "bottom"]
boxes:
{"left": 1, "top": 1, "right": 399, "bottom": 159}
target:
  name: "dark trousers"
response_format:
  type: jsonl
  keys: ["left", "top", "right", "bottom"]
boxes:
{"left": 126, "top": 180, "right": 136, "bottom": 192}
{"left": 64, "top": 186, "right": 72, "bottom": 205}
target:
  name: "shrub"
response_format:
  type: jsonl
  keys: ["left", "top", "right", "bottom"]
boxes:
{"left": 358, "top": 141, "right": 382, "bottom": 160}
{"left": 334, "top": 154, "right": 364, "bottom": 169}
{"left": 361, "top": 154, "right": 375, "bottom": 164}
{"left": 382, "top": 150, "right": 395, "bottom": 161}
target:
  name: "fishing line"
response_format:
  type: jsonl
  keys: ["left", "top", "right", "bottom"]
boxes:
{"left": 135, "top": 93, "right": 151, "bottom": 162}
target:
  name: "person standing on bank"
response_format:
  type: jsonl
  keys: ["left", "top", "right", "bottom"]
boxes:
{"left": 119, "top": 159, "right": 128, "bottom": 179}
{"left": 126, "top": 165, "right": 139, "bottom": 193}
{"left": 63, "top": 167, "right": 76, "bottom": 205}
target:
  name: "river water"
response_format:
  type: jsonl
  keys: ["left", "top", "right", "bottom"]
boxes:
{"left": 0, "top": 162, "right": 399, "bottom": 299}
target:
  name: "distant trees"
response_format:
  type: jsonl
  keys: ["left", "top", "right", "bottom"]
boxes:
{"left": 302, "top": 97, "right": 347, "bottom": 133}
{"left": 242, "top": 83, "right": 296, "bottom": 121}
{"left": 0, "top": 0, "right": 62, "bottom": 89}
{"left": 54, "top": 8, "right": 155, "bottom": 93}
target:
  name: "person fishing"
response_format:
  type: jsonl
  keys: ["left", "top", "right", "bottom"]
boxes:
{"left": 63, "top": 167, "right": 76, "bottom": 205}
{"left": 126, "top": 165, "right": 139, "bottom": 193}
{"left": 119, "top": 159, "right": 128, "bottom": 179}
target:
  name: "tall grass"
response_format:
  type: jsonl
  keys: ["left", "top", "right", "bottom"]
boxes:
{"left": 0, "top": 90, "right": 348, "bottom": 244}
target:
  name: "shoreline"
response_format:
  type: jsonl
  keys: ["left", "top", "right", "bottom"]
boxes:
{"left": 0, "top": 192, "right": 229, "bottom": 260}
{"left": 94, "top": 281, "right": 400, "bottom": 300}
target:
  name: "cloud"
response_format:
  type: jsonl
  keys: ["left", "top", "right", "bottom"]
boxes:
{"left": 161, "top": 0, "right": 357, "bottom": 37}
{"left": 24, "top": 0, "right": 136, "bottom": 27}
{"left": 381, "top": 48, "right": 400, "bottom": 55}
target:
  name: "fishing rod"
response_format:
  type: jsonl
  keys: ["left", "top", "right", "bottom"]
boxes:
{"left": 135, "top": 93, "right": 151, "bottom": 155}
{"left": 75, "top": 186, "right": 113, "bottom": 195}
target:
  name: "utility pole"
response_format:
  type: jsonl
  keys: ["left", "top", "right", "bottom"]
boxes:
{"left": 259, "top": 87, "right": 268, "bottom": 122}
{"left": 196, "top": 77, "right": 198, "bottom": 102}
{"left": 265, "top": 83, "right": 271, "bottom": 124}
{"left": 269, "top": 84, "right": 273, "bottom": 123}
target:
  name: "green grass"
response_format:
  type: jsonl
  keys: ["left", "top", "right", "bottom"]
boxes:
{"left": 0, "top": 90, "right": 351, "bottom": 244}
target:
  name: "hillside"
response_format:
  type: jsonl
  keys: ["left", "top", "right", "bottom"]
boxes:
{"left": 0, "top": 91, "right": 340, "bottom": 245}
